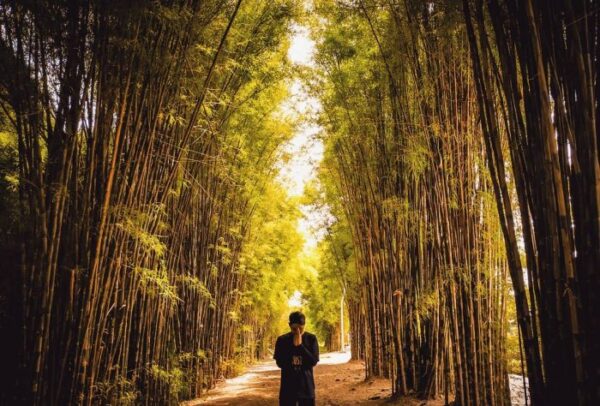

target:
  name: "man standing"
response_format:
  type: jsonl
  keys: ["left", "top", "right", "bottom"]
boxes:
{"left": 274, "top": 311, "right": 320, "bottom": 406}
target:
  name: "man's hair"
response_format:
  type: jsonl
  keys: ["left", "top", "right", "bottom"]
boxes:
{"left": 288, "top": 311, "right": 305, "bottom": 325}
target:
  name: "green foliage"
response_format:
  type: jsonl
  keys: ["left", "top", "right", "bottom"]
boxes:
{"left": 115, "top": 204, "right": 168, "bottom": 258}
{"left": 403, "top": 136, "right": 431, "bottom": 180}
{"left": 381, "top": 196, "right": 409, "bottom": 220}
{"left": 134, "top": 266, "right": 180, "bottom": 305}
{"left": 505, "top": 290, "right": 524, "bottom": 374}
{"left": 0, "top": 128, "right": 18, "bottom": 247}
{"left": 220, "top": 357, "right": 245, "bottom": 377}
{"left": 93, "top": 375, "right": 139, "bottom": 406}
{"left": 148, "top": 362, "right": 185, "bottom": 403}
{"left": 176, "top": 274, "right": 215, "bottom": 308}
{"left": 415, "top": 289, "right": 440, "bottom": 321}
{"left": 239, "top": 181, "right": 305, "bottom": 338}
{"left": 299, "top": 180, "right": 356, "bottom": 349}
{"left": 303, "top": 250, "right": 344, "bottom": 345}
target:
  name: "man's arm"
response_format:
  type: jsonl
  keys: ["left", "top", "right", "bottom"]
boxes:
{"left": 299, "top": 335, "right": 319, "bottom": 367}
{"left": 274, "top": 336, "right": 285, "bottom": 369}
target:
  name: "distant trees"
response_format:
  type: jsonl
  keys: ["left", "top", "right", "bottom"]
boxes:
{"left": 0, "top": 0, "right": 301, "bottom": 404}
{"left": 238, "top": 183, "right": 305, "bottom": 361}
{"left": 302, "top": 184, "right": 355, "bottom": 352}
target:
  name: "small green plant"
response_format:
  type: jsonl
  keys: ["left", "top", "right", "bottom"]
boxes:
{"left": 148, "top": 362, "right": 185, "bottom": 403}
{"left": 93, "top": 374, "right": 139, "bottom": 406}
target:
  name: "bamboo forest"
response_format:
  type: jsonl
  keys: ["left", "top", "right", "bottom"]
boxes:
{"left": 0, "top": 0, "right": 598, "bottom": 405}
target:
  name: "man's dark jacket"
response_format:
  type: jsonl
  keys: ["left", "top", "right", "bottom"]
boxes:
{"left": 274, "top": 331, "right": 319, "bottom": 400}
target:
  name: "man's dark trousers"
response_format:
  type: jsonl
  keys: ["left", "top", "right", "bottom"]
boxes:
{"left": 279, "top": 396, "right": 315, "bottom": 406}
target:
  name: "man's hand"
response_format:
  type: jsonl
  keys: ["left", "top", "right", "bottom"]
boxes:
{"left": 292, "top": 327, "right": 303, "bottom": 346}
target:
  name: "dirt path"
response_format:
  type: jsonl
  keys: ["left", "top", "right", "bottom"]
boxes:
{"left": 183, "top": 351, "right": 444, "bottom": 406}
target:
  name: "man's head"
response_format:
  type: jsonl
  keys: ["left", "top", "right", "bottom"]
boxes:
{"left": 288, "top": 311, "right": 305, "bottom": 334}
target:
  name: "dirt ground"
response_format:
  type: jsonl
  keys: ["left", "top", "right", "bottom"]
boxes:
{"left": 182, "top": 351, "right": 446, "bottom": 406}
